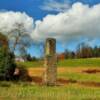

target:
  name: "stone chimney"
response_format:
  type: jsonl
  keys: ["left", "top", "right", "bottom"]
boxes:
{"left": 43, "top": 38, "right": 57, "bottom": 86}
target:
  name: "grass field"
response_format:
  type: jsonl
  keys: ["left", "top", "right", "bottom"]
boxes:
{"left": 0, "top": 58, "right": 100, "bottom": 100}
{"left": 0, "top": 81, "right": 100, "bottom": 100}
{"left": 58, "top": 58, "right": 100, "bottom": 67}
{"left": 17, "top": 58, "right": 100, "bottom": 68}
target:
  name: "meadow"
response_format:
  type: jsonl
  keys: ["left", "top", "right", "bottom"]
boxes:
{"left": 0, "top": 58, "right": 100, "bottom": 100}
{"left": 0, "top": 81, "right": 100, "bottom": 100}
{"left": 17, "top": 58, "right": 100, "bottom": 68}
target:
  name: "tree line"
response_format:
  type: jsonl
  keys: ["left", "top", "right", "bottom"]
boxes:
{"left": 64, "top": 43, "right": 100, "bottom": 59}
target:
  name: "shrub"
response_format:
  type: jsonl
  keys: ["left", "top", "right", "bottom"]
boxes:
{"left": 0, "top": 33, "right": 16, "bottom": 80}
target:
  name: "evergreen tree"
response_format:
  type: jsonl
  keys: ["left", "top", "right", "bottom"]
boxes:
{"left": 0, "top": 33, "right": 16, "bottom": 80}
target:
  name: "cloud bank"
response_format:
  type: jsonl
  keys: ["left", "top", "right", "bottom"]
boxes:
{"left": 32, "top": 2, "right": 100, "bottom": 42}
{"left": 0, "top": 2, "right": 100, "bottom": 44}
{"left": 0, "top": 11, "right": 34, "bottom": 36}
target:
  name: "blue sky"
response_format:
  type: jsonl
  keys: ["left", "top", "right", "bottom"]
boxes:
{"left": 0, "top": 0, "right": 100, "bottom": 57}
{"left": 0, "top": 0, "right": 100, "bottom": 20}
{"left": 0, "top": 0, "right": 56, "bottom": 20}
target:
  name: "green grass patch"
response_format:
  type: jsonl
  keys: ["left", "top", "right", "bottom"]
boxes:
{"left": 16, "top": 61, "right": 43, "bottom": 68}
{"left": 17, "top": 58, "right": 100, "bottom": 68}
{"left": 58, "top": 58, "right": 100, "bottom": 67}
{"left": 58, "top": 72, "right": 100, "bottom": 83}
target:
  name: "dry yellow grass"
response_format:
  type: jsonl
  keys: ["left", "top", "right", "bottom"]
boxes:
{"left": 27, "top": 67, "right": 100, "bottom": 77}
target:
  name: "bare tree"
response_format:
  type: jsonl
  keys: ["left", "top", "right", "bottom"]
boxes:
{"left": 8, "top": 23, "right": 32, "bottom": 56}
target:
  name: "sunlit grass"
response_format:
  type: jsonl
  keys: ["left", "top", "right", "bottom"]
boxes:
{"left": 58, "top": 58, "right": 100, "bottom": 67}
{"left": 2, "top": 58, "right": 100, "bottom": 100}
{"left": 16, "top": 60, "right": 43, "bottom": 68}
{"left": 0, "top": 81, "right": 100, "bottom": 100}
{"left": 58, "top": 72, "right": 100, "bottom": 82}
{"left": 17, "top": 58, "right": 100, "bottom": 68}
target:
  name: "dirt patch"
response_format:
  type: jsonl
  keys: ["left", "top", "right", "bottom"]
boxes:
{"left": 57, "top": 78, "right": 77, "bottom": 84}
{"left": 30, "top": 76, "right": 77, "bottom": 85}
{"left": 57, "top": 78, "right": 100, "bottom": 87}
{"left": 29, "top": 76, "right": 100, "bottom": 87}
{"left": 79, "top": 81, "right": 100, "bottom": 87}
{"left": 82, "top": 69, "right": 100, "bottom": 74}
{"left": 31, "top": 76, "right": 42, "bottom": 84}
{"left": 18, "top": 67, "right": 100, "bottom": 87}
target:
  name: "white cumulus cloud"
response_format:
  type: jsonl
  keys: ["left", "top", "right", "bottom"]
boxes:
{"left": 0, "top": 2, "right": 100, "bottom": 44}
{"left": 32, "top": 2, "right": 100, "bottom": 42}
{"left": 0, "top": 11, "right": 34, "bottom": 36}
